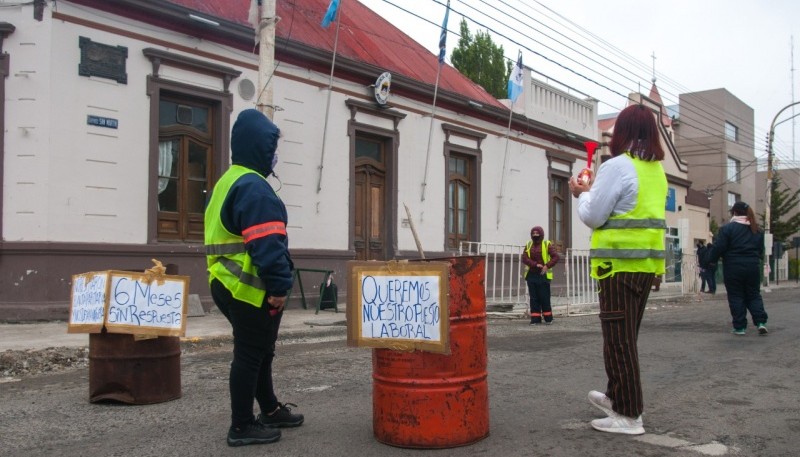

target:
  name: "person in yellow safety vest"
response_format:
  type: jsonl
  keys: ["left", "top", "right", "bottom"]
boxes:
{"left": 569, "top": 104, "right": 667, "bottom": 437}
{"left": 521, "top": 225, "right": 560, "bottom": 325}
{"left": 205, "top": 109, "right": 303, "bottom": 448}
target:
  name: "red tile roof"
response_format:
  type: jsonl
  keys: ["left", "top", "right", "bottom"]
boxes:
{"left": 168, "top": 0, "right": 505, "bottom": 109}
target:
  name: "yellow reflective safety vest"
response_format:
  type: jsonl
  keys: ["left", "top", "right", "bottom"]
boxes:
{"left": 524, "top": 239, "right": 553, "bottom": 280}
{"left": 205, "top": 165, "right": 268, "bottom": 307}
{"left": 590, "top": 154, "right": 667, "bottom": 279}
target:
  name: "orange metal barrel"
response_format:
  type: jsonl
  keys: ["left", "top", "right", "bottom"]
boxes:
{"left": 89, "top": 331, "right": 182, "bottom": 404}
{"left": 372, "top": 255, "right": 489, "bottom": 448}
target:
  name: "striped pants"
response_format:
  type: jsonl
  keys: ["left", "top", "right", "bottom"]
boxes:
{"left": 597, "top": 272, "right": 654, "bottom": 418}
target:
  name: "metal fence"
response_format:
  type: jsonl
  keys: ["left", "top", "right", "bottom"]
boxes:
{"left": 459, "top": 243, "right": 601, "bottom": 313}
{"left": 563, "top": 249, "right": 599, "bottom": 309}
{"left": 460, "top": 242, "right": 702, "bottom": 314}
{"left": 458, "top": 242, "right": 527, "bottom": 306}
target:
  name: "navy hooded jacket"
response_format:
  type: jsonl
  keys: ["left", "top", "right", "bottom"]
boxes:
{"left": 708, "top": 221, "right": 764, "bottom": 269}
{"left": 213, "top": 109, "right": 293, "bottom": 297}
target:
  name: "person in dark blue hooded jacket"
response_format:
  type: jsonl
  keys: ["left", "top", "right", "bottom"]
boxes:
{"left": 707, "top": 201, "right": 769, "bottom": 336}
{"left": 205, "top": 109, "right": 303, "bottom": 447}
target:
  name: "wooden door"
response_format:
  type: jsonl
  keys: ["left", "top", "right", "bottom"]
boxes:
{"left": 354, "top": 137, "right": 386, "bottom": 260}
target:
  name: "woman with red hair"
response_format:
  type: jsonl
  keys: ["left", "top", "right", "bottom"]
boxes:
{"left": 569, "top": 104, "right": 667, "bottom": 435}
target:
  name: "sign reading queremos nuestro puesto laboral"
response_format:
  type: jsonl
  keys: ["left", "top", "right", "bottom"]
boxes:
{"left": 346, "top": 261, "right": 450, "bottom": 354}
{"left": 68, "top": 261, "right": 190, "bottom": 337}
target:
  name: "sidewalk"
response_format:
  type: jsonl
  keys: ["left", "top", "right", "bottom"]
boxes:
{"left": 3, "top": 281, "right": 797, "bottom": 352}
{"left": 0, "top": 306, "right": 348, "bottom": 352}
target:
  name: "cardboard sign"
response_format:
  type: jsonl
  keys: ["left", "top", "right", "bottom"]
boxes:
{"left": 346, "top": 261, "right": 450, "bottom": 354}
{"left": 67, "top": 269, "right": 189, "bottom": 337}
{"left": 68, "top": 272, "right": 108, "bottom": 333}
{"left": 104, "top": 271, "right": 189, "bottom": 337}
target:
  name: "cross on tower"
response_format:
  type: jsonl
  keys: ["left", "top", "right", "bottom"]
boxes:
{"left": 651, "top": 51, "right": 657, "bottom": 83}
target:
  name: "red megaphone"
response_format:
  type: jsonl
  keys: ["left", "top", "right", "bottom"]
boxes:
{"left": 577, "top": 141, "right": 600, "bottom": 185}
{"left": 583, "top": 140, "right": 599, "bottom": 167}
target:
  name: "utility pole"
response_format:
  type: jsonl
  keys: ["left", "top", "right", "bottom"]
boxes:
{"left": 257, "top": 0, "right": 277, "bottom": 119}
{"left": 789, "top": 35, "right": 797, "bottom": 163}
{"left": 766, "top": 101, "right": 800, "bottom": 286}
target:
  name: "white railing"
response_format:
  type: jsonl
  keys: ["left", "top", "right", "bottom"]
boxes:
{"left": 458, "top": 243, "right": 602, "bottom": 313}
{"left": 564, "top": 249, "right": 599, "bottom": 310}
{"left": 528, "top": 79, "right": 597, "bottom": 139}
{"left": 459, "top": 242, "right": 527, "bottom": 306}
{"left": 461, "top": 243, "right": 703, "bottom": 315}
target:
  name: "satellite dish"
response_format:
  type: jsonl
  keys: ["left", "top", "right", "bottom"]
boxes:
{"left": 374, "top": 72, "right": 392, "bottom": 105}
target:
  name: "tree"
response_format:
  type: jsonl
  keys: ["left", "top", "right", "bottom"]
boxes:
{"left": 709, "top": 218, "right": 719, "bottom": 239}
{"left": 450, "top": 19, "right": 511, "bottom": 100}
{"left": 761, "top": 171, "right": 800, "bottom": 245}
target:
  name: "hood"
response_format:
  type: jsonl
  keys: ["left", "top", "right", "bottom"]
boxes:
{"left": 230, "top": 109, "right": 280, "bottom": 176}
{"left": 530, "top": 226, "right": 544, "bottom": 239}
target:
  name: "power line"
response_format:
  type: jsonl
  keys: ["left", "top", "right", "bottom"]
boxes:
{"left": 364, "top": 0, "right": 783, "bottom": 178}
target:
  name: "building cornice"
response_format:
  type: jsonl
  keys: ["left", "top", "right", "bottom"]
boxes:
{"left": 63, "top": 0, "right": 588, "bottom": 152}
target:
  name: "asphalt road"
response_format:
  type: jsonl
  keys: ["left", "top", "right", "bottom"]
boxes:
{"left": 1, "top": 288, "right": 798, "bottom": 457}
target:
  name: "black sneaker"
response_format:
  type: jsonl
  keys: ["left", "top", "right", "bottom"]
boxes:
{"left": 227, "top": 419, "right": 281, "bottom": 447}
{"left": 258, "top": 403, "right": 305, "bottom": 428}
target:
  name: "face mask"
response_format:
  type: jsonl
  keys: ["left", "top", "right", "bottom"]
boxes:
{"left": 532, "top": 234, "right": 542, "bottom": 240}
{"left": 271, "top": 151, "right": 279, "bottom": 170}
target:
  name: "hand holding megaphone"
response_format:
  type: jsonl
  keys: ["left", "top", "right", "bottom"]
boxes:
{"left": 569, "top": 141, "right": 599, "bottom": 197}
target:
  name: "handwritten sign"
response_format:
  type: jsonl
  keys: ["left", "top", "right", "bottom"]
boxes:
{"left": 347, "top": 261, "right": 449, "bottom": 353}
{"left": 68, "top": 272, "right": 108, "bottom": 333}
{"left": 104, "top": 271, "right": 189, "bottom": 337}
{"left": 67, "top": 270, "right": 189, "bottom": 337}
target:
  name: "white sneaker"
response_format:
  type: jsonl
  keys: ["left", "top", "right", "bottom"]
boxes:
{"left": 590, "top": 414, "right": 645, "bottom": 435}
{"left": 587, "top": 390, "right": 614, "bottom": 417}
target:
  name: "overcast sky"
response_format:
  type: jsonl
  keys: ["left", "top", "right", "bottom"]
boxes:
{"left": 358, "top": 0, "right": 800, "bottom": 168}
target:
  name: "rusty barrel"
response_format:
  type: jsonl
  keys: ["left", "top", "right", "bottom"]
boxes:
{"left": 89, "top": 331, "right": 182, "bottom": 404}
{"left": 372, "top": 255, "right": 489, "bottom": 448}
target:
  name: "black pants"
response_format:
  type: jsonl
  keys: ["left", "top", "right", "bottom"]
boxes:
{"left": 722, "top": 263, "right": 767, "bottom": 330}
{"left": 597, "top": 272, "right": 653, "bottom": 418}
{"left": 211, "top": 279, "right": 282, "bottom": 428}
{"left": 705, "top": 265, "right": 717, "bottom": 293}
{"left": 526, "top": 273, "right": 552, "bottom": 323}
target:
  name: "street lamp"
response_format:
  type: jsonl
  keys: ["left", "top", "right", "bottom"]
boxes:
{"left": 765, "top": 101, "right": 800, "bottom": 286}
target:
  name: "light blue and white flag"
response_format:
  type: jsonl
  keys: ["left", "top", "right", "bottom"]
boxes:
{"left": 438, "top": 1, "right": 451, "bottom": 64}
{"left": 321, "top": 0, "right": 340, "bottom": 28}
{"left": 507, "top": 51, "right": 523, "bottom": 104}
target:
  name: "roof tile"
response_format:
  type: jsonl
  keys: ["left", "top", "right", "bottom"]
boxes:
{"left": 167, "top": 0, "right": 504, "bottom": 108}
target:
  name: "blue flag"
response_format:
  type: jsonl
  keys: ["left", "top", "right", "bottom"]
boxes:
{"left": 321, "top": 0, "right": 339, "bottom": 28}
{"left": 507, "top": 51, "right": 523, "bottom": 103}
{"left": 438, "top": 1, "right": 451, "bottom": 63}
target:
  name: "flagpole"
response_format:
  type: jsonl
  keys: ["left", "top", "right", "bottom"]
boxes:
{"left": 496, "top": 106, "right": 514, "bottom": 228}
{"left": 420, "top": 0, "right": 450, "bottom": 203}
{"left": 316, "top": 0, "right": 342, "bottom": 194}
{"left": 420, "top": 65, "right": 442, "bottom": 203}
{"left": 497, "top": 51, "right": 523, "bottom": 228}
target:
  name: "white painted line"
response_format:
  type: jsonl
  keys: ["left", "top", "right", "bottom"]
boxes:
{"left": 561, "top": 421, "right": 732, "bottom": 455}
{"left": 636, "top": 435, "right": 730, "bottom": 455}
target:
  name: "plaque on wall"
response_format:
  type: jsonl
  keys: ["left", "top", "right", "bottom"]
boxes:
{"left": 78, "top": 36, "right": 128, "bottom": 84}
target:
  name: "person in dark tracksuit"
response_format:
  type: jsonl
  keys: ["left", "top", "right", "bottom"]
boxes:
{"left": 205, "top": 109, "right": 304, "bottom": 447}
{"left": 569, "top": 104, "right": 667, "bottom": 436}
{"left": 707, "top": 201, "right": 768, "bottom": 336}
{"left": 521, "top": 226, "right": 560, "bottom": 325}
{"left": 702, "top": 241, "right": 718, "bottom": 294}
{"left": 696, "top": 241, "right": 708, "bottom": 292}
